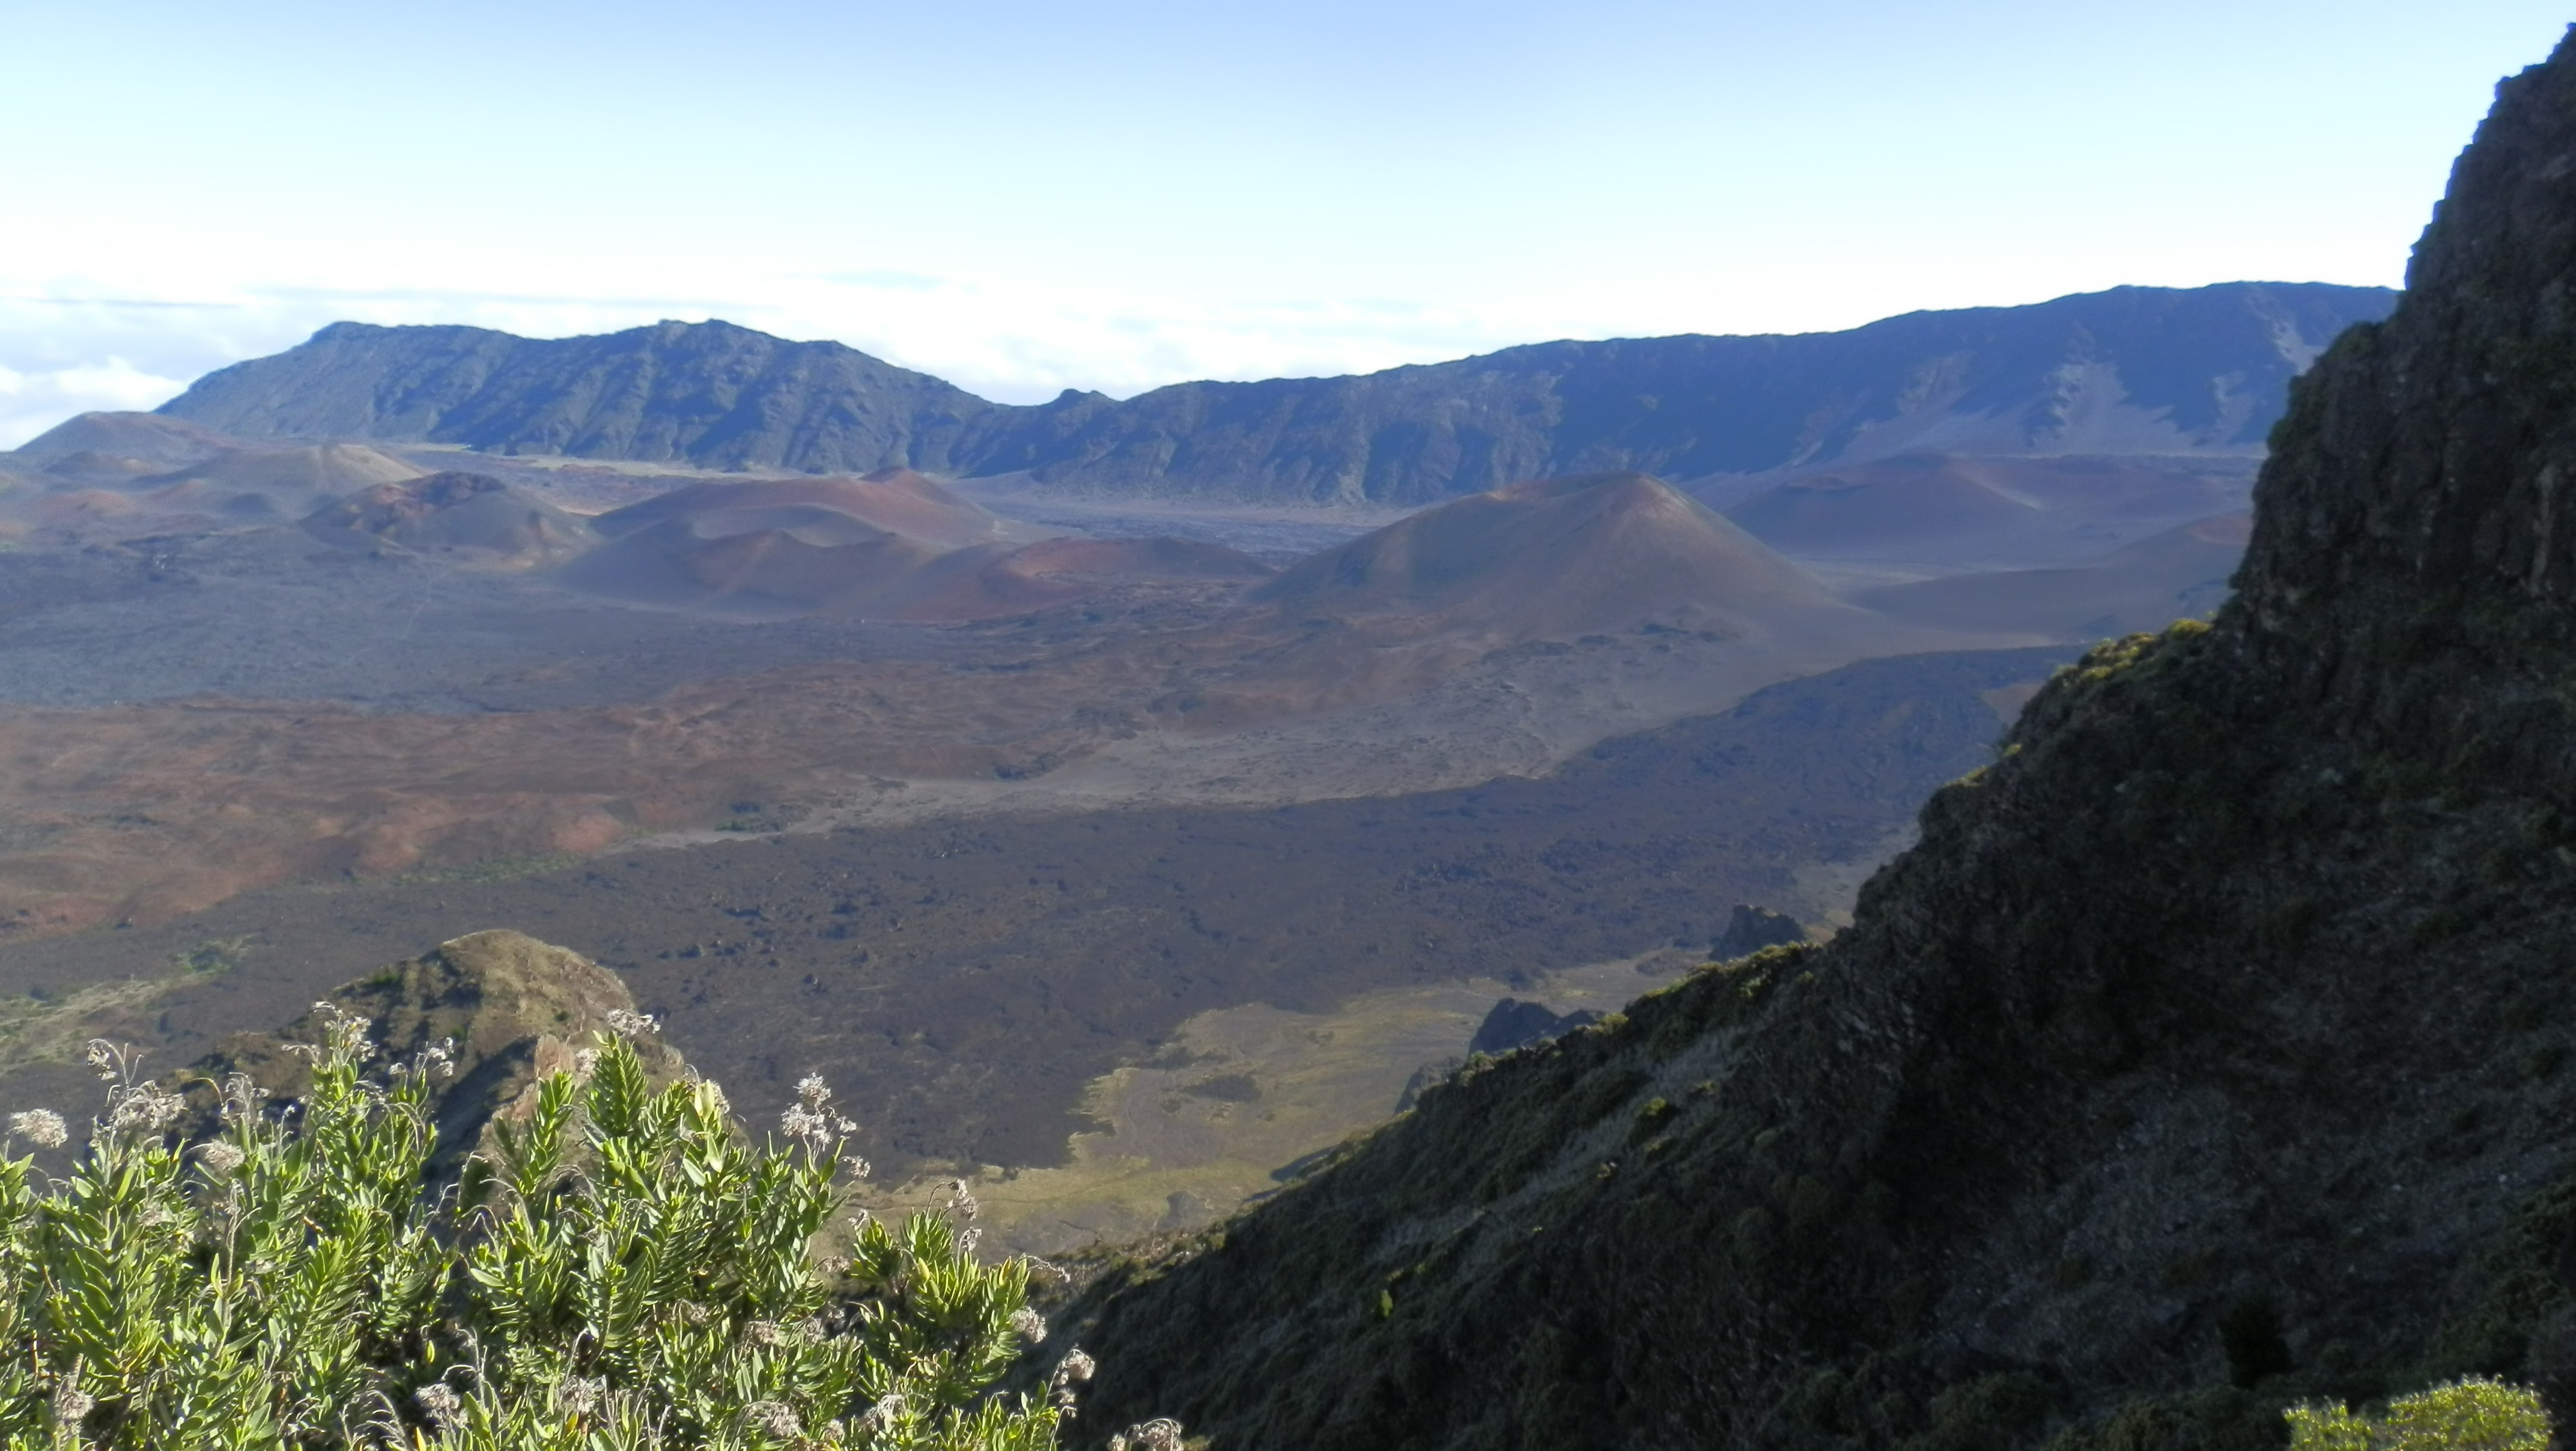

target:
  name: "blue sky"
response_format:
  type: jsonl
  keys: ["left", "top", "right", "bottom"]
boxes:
{"left": 0, "top": 1, "right": 2566, "bottom": 443}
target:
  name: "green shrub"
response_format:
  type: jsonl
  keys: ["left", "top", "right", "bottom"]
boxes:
{"left": 2286, "top": 1376, "right": 2552, "bottom": 1450}
{"left": 0, "top": 1009, "right": 1146, "bottom": 1449}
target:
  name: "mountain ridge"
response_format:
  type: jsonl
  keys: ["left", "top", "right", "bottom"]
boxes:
{"left": 151, "top": 282, "right": 2393, "bottom": 507}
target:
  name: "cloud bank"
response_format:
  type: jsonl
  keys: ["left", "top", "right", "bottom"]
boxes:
{"left": 0, "top": 357, "right": 192, "bottom": 450}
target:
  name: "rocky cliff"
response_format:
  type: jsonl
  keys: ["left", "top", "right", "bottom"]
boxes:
{"left": 1045, "top": 31, "right": 2576, "bottom": 1450}
{"left": 152, "top": 283, "right": 2392, "bottom": 506}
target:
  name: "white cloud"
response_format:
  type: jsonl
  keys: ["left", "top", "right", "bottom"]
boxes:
{"left": 0, "top": 357, "right": 191, "bottom": 449}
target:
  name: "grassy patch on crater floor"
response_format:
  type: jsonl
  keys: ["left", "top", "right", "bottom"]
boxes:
{"left": 873, "top": 948, "right": 1706, "bottom": 1257}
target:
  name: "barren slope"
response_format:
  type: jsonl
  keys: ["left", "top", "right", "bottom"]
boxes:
{"left": 558, "top": 471, "right": 1270, "bottom": 621}
{"left": 1859, "top": 512, "right": 2249, "bottom": 639}
{"left": 302, "top": 471, "right": 597, "bottom": 563}
{"left": 1722, "top": 451, "right": 2255, "bottom": 567}
{"left": 0, "top": 647, "right": 2066, "bottom": 1183}
{"left": 1256, "top": 471, "right": 1833, "bottom": 635}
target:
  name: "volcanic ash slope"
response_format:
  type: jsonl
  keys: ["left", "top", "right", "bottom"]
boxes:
{"left": 1146, "top": 470, "right": 2010, "bottom": 731}
{"left": 302, "top": 471, "right": 598, "bottom": 564}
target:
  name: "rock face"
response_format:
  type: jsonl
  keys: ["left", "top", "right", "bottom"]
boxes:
{"left": 152, "top": 284, "right": 2393, "bottom": 506}
{"left": 1048, "top": 32, "right": 2576, "bottom": 1450}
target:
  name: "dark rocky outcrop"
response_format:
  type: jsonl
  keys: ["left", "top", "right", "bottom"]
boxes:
{"left": 1711, "top": 903, "right": 1809, "bottom": 960}
{"left": 1045, "top": 30, "right": 2576, "bottom": 1450}
{"left": 1468, "top": 999, "right": 1606, "bottom": 1058}
{"left": 152, "top": 284, "right": 2392, "bottom": 506}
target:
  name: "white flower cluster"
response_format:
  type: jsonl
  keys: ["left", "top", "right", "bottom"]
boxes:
{"left": 413, "top": 1382, "right": 464, "bottom": 1432}
{"left": 743, "top": 1399, "right": 800, "bottom": 1438}
{"left": 1110, "top": 1419, "right": 1188, "bottom": 1451}
{"left": 1050, "top": 1346, "right": 1096, "bottom": 1414}
{"left": 196, "top": 1141, "right": 246, "bottom": 1178}
{"left": 390, "top": 1037, "right": 457, "bottom": 1082}
{"left": 7, "top": 1109, "right": 67, "bottom": 1149}
{"left": 857, "top": 1392, "right": 906, "bottom": 1434}
{"left": 779, "top": 1072, "right": 857, "bottom": 1154}
{"left": 217, "top": 1072, "right": 270, "bottom": 1121}
{"left": 1009, "top": 1306, "right": 1047, "bottom": 1343}
{"left": 51, "top": 1386, "right": 92, "bottom": 1428}
{"left": 105, "top": 1082, "right": 186, "bottom": 1137}
{"left": 309, "top": 1002, "right": 375, "bottom": 1062}
{"left": 946, "top": 1178, "right": 980, "bottom": 1222}
{"left": 603, "top": 1008, "right": 659, "bottom": 1040}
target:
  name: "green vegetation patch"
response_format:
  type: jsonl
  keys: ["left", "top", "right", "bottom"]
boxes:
{"left": 2286, "top": 1377, "right": 2551, "bottom": 1450}
{"left": 388, "top": 851, "right": 589, "bottom": 886}
{"left": 0, "top": 974, "right": 205, "bottom": 1084}
{"left": 0, "top": 1013, "right": 1153, "bottom": 1449}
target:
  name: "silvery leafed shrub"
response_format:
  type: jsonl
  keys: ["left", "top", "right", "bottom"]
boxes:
{"left": 0, "top": 1008, "right": 1155, "bottom": 1449}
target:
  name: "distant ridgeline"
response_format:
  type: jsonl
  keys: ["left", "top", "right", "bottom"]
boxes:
{"left": 159, "top": 283, "right": 2392, "bottom": 507}
{"left": 1028, "top": 31, "right": 2576, "bottom": 1451}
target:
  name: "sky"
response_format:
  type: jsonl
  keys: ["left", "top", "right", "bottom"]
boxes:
{"left": 0, "top": 1, "right": 2568, "bottom": 446}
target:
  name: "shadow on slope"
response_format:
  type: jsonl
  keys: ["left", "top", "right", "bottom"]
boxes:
{"left": 559, "top": 468, "right": 1271, "bottom": 620}
{"left": 1858, "top": 513, "right": 2250, "bottom": 640}
{"left": 1721, "top": 451, "right": 2255, "bottom": 567}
